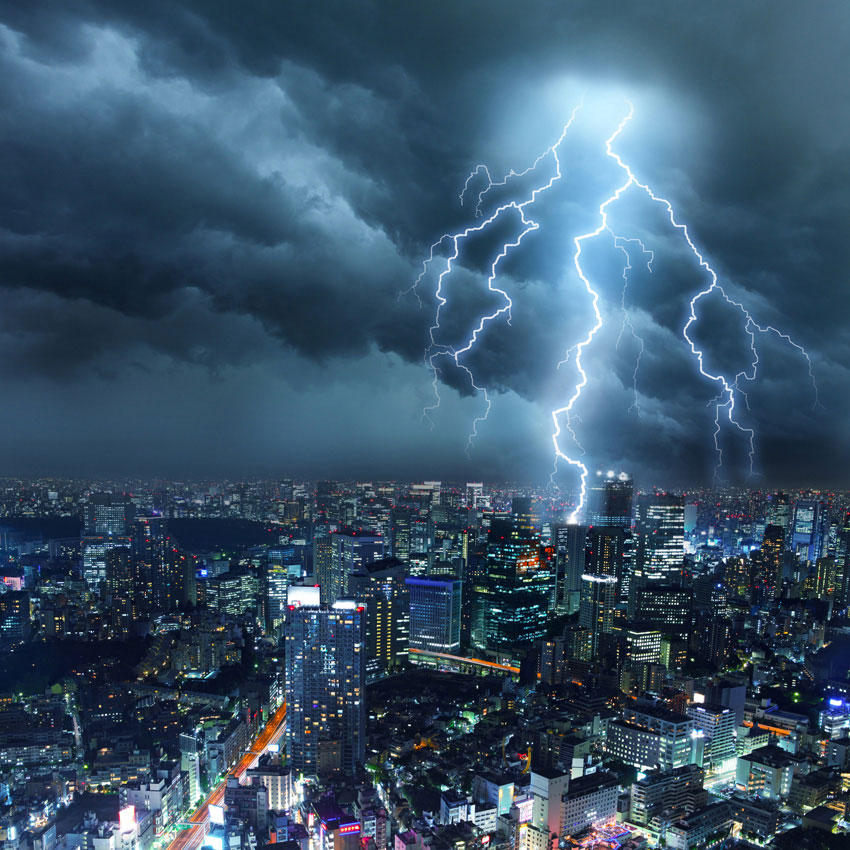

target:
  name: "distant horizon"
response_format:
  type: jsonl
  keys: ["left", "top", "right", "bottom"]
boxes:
{"left": 0, "top": 473, "right": 843, "bottom": 496}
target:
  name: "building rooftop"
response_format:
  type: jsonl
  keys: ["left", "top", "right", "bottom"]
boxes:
{"left": 740, "top": 745, "right": 795, "bottom": 768}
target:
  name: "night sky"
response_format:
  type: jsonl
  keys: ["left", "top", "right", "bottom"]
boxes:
{"left": 1, "top": 2, "right": 848, "bottom": 487}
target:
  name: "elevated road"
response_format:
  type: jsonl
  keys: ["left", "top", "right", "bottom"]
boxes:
{"left": 164, "top": 701, "right": 287, "bottom": 850}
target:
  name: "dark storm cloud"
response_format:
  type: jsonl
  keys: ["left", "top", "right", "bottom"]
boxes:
{"left": 0, "top": 0, "right": 847, "bottom": 485}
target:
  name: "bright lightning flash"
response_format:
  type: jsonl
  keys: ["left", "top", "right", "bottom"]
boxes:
{"left": 411, "top": 101, "right": 584, "bottom": 454}
{"left": 612, "top": 233, "right": 653, "bottom": 415}
{"left": 553, "top": 102, "right": 820, "bottom": 520}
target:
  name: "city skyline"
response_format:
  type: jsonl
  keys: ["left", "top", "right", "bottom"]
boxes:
{"left": 3, "top": 4, "right": 850, "bottom": 847}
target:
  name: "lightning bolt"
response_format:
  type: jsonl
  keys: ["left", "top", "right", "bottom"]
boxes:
{"left": 551, "top": 110, "right": 636, "bottom": 521}
{"left": 554, "top": 101, "right": 819, "bottom": 516}
{"left": 414, "top": 97, "right": 819, "bottom": 519}
{"left": 612, "top": 233, "right": 653, "bottom": 415}
{"left": 417, "top": 100, "right": 584, "bottom": 449}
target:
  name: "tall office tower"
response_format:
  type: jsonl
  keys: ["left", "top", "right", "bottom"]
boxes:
{"left": 263, "top": 562, "right": 291, "bottom": 633}
{"left": 262, "top": 544, "right": 303, "bottom": 632}
{"left": 552, "top": 523, "right": 587, "bottom": 613}
{"left": 760, "top": 524, "right": 785, "bottom": 596}
{"left": 636, "top": 584, "right": 693, "bottom": 643}
{"left": 585, "top": 526, "right": 627, "bottom": 589}
{"left": 318, "top": 532, "right": 385, "bottom": 604}
{"left": 791, "top": 499, "right": 826, "bottom": 562}
{"left": 131, "top": 516, "right": 181, "bottom": 614}
{"left": 390, "top": 506, "right": 413, "bottom": 563}
{"left": 284, "top": 586, "right": 365, "bottom": 777}
{"left": 314, "top": 533, "right": 334, "bottom": 591}
{"left": 767, "top": 492, "right": 791, "bottom": 531}
{"left": 462, "top": 551, "right": 486, "bottom": 646}
{"left": 835, "top": 512, "right": 850, "bottom": 606}
{"left": 406, "top": 576, "right": 462, "bottom": 654}
{"left": 586, "top": 473, "right": 633, "bottom": 527}
{"left": 84, "top": 493, "right": 134, "bottom": 536}
{"left": 350, "top": 557, "right": 409, "bottom": 679}
{"left": 81, "top": 535, "right": 131, "bottom": 591}
{"left": 578, "top": 573, "right": 617, "bottom": 658}
{"left": 474, "top": 516, "right": 553, "bottom": 651}
{"left": 630, "top": 493, "right": 685, "bottom": 616}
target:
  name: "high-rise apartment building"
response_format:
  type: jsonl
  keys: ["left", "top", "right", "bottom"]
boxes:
{"left": 284, "top": 586, "right": 365, "bottom": 776}
{"left": 350, "top": 557, "right": 409, "bottom": 678}
{"left": 131, "top": 516, "right": 182, "bottom": 613}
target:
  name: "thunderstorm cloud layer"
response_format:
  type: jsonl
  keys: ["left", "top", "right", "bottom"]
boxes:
{"left": 0, "top": 1, "right": 848, "bottom": 485}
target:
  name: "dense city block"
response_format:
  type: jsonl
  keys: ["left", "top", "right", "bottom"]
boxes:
{"left": 1, "top": 479, "right": 850, "bottom": 850}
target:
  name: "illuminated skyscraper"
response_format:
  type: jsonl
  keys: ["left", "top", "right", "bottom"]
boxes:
{"left": 466, "top": 482, "right": 484, "bottom": 510}
{"left": 82, "top": 535, "right": 131, "bottom": 591}
{"left": 284, "top": 586, "right": 365, "bottom": 776}
{"left": 723, "top": 556, "right": 751, "bottom": 599}
{"left": 586, "top": 473, "right": 633, "bottom": 527}
{"left": 766, "top": 492, "right": 791, "bottom": 531}
{"left": 406, "top": 575, "right": 461, "bottom": 655}
{"left": 585, "top": 526, "right": 627, "bottom": 589}
{"left": 836, "top": 512, "right": 850, "bottom": 607}
{"left": 84, "top": 493, "right": 134, "bottom": 536}
{"left": 389, "top": 506, "right": 413, "bottom": 563}
{"left": 579, "top": 572, "right": 617, "bottom": 658}
{"left": 552, "top": 523, "right": 586, "bottom": 613}
{"left": 318, "top": 531, "right": 384, "bottom": 603}
{"left": 630, "top": 494, "right": 685, "bottom": 616}
{"left": 791, "top": 499, "right": 826, "bottom": 562}
{"left": 635, "top": 584, "right": 692, "bottom": 643}
{"left": 760, "top": 524, "right": 785, "bottom": 597}
{"left": 264, "top": 563, "right": 291, "bottom": 633}
{"left": 474, "top": 513, "right": 553, "bottom": 652}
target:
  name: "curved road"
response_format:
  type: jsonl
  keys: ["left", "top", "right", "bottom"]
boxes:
{"left": 165, "top": 701, "right": 287, "bottom": 850}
